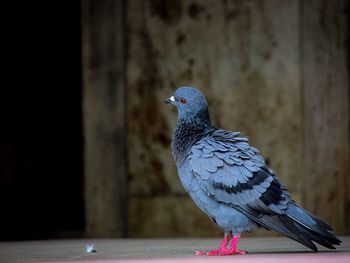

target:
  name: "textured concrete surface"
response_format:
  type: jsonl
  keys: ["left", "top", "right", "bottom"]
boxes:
{"left": 0, "top": 237, "right": 349, "bottom": 262}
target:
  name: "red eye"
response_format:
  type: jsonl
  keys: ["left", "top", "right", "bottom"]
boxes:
{"left": 180, "top": 98, "right": 186, "bottom": 104}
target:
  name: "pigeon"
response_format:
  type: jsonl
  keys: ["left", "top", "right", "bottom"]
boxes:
{"left": 165, "top": 86, "right": 341, "bottom": 256}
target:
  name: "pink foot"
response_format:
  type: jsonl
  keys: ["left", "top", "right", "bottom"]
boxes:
{"left": 195, "top": 233, "right": 247, "bottom": 256}
{"left": 195, "top": 248, "right": 246, "bottom": 256}
{"left": 206, "top": 248, "right": 231, "bottom": 256}
{"left": 195, "top": 249, "right": 230, "bottom": 256}
{"left": 235, "top": 249, "right": 247, "bottom": 255}
{"left": 207, "top": 248, "right": 234, "bottom": 256}
{"left": 228, "top": 234, "right": 247, "bottom": 255}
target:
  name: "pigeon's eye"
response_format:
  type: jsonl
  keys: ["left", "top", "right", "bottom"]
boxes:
{"left": 180, "top": 98, "right": 187, "bottom": 104}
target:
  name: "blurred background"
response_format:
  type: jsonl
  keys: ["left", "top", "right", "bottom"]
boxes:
{"left": 1, "top": 0, "right": 349, "bottom": 241}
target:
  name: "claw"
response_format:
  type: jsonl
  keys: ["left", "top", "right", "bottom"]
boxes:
{"left": 236, "top": 249, "right": 247, "bottom": 255}
{"left": 195, "top": 233, "right": 247, "bottom": 256}
{"left": 196, "top": 249, "right": 247, "bottom": 256}
{"left": 207, "top": 250, "right": 219, "bottom": 256}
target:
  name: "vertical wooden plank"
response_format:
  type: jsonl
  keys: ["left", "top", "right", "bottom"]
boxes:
{"left": 82, "top": 0, "right": 127, "bottom": 237}
{"left": 301, "top": 0, "right": 349, "bottom": 233}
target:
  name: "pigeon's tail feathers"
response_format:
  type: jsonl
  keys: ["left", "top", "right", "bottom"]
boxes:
{"left": 286, "top": 203, "right": 342, "bottom": 246}
{"left": 293, "top": 223, "right": 337, "bottom": 250}
{"left": 253, "top": 213, "right": 319, "bottom": 251}
{"left": 239, "top": 203, "right": 341, "bottom": 251}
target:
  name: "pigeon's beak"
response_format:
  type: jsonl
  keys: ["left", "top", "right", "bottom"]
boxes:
{"left": 164, "top": 95, "right": 175, "bottom": 105}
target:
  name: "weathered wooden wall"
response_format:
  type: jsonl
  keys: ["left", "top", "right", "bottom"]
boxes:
{"left": 126, "top": 0, "right": 349, "bottom": 237}
{"left": 301, "top": 0, "right": 349, "bottom": 233}
{"left": 82, "top": 0, "right": 349, "bottom": 237}
{"left": 82, "top": 0, "right": 127, "bottom": 237}
{"left": 126, "top": 0, "right": 302, "bottom": 237}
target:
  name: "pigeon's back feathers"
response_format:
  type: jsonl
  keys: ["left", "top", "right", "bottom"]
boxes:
{"left": 189, "top": 130, "right": 279, "bottom": 206}
{"left": 167, "top": 86, "right": 341, "bottom": 251}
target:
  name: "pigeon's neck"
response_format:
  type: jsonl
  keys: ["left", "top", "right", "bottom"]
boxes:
{"left": 172, "top": 116, "right": 212, "bottom": 165}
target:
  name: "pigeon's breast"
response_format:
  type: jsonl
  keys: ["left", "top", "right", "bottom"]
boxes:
{"left": 172, "top": 120, "right": 211, "bottom": 165}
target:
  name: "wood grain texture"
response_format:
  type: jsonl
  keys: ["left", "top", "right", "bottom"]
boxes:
{"left": 301, "top": 0, "right": 349, "bottom": 233}
{"left": 129, "top": 195, "right": 221, "bottom": 237}
{"left": 82, "top": 0, "right": 127, "bottom": 237}
{"left": 126, "top": 0, "right": 304, "bottom": 236}
{"left": 81, "top": 0, "right": 349, "bottom": 237}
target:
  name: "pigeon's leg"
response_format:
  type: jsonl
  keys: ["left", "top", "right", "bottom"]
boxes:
{"left": 228, "top": 234, "right": 247, "bottom": 255}
{"left": 195, "top": 233, "right": 233, "bottom": 256}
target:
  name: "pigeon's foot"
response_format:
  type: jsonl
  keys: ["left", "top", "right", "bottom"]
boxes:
{"left": 195, "top": 248, "right": 247, "bottom": 256}
{"left": 195, "top": 233, "right": 247, "bottom": 256}
{"left": 234, "top": 249, "right": 247, "bottom": 255}
{"left": 195, "top": 248, "right": 230, "bottom": 256}
{"left": 228, "top": 234, "right": 247, "bottom": 255}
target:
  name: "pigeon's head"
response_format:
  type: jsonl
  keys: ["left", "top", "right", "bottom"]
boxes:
{"left": 165, "top": 87, "right": 210, "bottom": 122}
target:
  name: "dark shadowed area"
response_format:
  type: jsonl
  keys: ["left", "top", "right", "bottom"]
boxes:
{"left": 1, "top": 1, "right": 83, "bottom": 240}
{"left": 1, "top": 0, "right": 349, "bottom": 242}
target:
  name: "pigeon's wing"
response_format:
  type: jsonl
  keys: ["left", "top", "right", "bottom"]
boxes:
{"left": 189, "top": 129, "right": 289, "bottom": 215}
{"left": 188, "top": 129, "right": 340, "bottom": 251}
